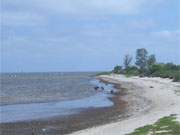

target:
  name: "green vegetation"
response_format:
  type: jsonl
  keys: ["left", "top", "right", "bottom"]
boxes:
{"left": 97, "top": 48, "right": 180, "bottom": 82}
{"left": 124, "top": 54, "right": 133, "bottom": 69}
{"left": 135, "top": 48, "right": 148, "bottom": 72}
{"left": 149, "top": 63, "right": 180, "bottom": 81}
{"left": 124, "top": 66, "right": 140, "bottom": 77}
{"left": 174, "top": 72, "right": 180, "bottom": 82}
{"left": 96, "top": 71, "right": 112, "bottom": 76}
{"left": 128, "top": 115, "right": 180, "bottom": 135}
{"left": 113, "top": 65, "right": 122, "bottom": 74}
{"left": 111, "top": 48, "right": 180, "bottom": 82}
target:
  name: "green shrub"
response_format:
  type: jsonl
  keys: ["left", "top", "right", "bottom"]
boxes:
{"left": 173, "top": 71, "right": 180, "bottom": 82}
{"left": 96, "top": 71, "right": 112, "bottom": 76}
{"left": 125, "top": 66, "right": 140, "bottom": 76}
{"left": 147, "top": 64, "right": 180, "bottom": 81}
{"left": 112, "top": 65, "right": 122, "bottom": 74}
{"left": 128, "top": 115, "right": 180, "bottom": 135}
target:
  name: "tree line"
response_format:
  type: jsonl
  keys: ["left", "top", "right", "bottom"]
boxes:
{"left": 112, "top": 48, "right": 180, "bottom": 82}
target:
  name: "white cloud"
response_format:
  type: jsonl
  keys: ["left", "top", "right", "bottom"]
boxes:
{"left": 150, "top": 30, "right": 180, "bottom": 44}
{"left": 151, "top": 30, "right": 180, "bottom": 41}
{"left": 129, "top": 19, "right": 156, "bottom": 30}
{"left": 39, "top": 0, "right": 145, "bottom": 15}
{"left": 1, "top": 11, "right": 45, "bottom": 26}
{"left": 2, "top": 0, "right": 164, "bottom": 27}
{"left": 3, "top": 0, "right": 163, "bottom": 16}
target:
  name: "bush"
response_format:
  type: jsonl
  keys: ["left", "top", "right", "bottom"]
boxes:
{"left": 125, "top": 66, "right": 140, "bottom": 76}
{"left": 96, "top": 71, "right": 112, "bottom": 76}
{"left": 147, "top": 63, "right": 180, "bottom": 81}
{"left": 113, "top": 65, "right": 122, "bottom": 74}
{"left": 173, "top": 71, "right": 180, "bottom": 82}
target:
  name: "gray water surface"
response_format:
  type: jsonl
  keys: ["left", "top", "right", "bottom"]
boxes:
{"left": 0, "top": 72, "right": 97, "bottom": 105}
{"left": 0, "top": 93, "right": 113, "bottom": 123}
{"left": 0, "top": 72, "right": 115, "bottom": 123}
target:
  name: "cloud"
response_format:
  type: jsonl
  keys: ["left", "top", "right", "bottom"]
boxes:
{"left": 3, "top": 0, "right": 163, "bottom": 16}
{"left": 150, "top": 30, "right": 180, "bottom": 42}
{"left": 153, "top": 30, "right": 180, "bottom": 37}
{"left": 38, "top": 0, "right": 145, "bottom": 15}
{"left": 128, "top": 19, "right": 156, "bottom": 30}
{"left": 2, "top": 11, "right": 45, "bottom": 27}
{"left": 2, "top": 0, "right": 180, "bottom": 73}
{"left": 1, "top": 0, "right": 164, "bottom": 27}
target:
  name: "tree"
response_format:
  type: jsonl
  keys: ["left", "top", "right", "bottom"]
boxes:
{"left": 113, "top": 65, "right": 122, "bottom": 74}
{"left": 149, "top": 64, "right": 163, "bottom": 74}
{"left": 124, "top": 54, "right": 133, "bottom": 69}
{"left": 147, "top": 54, "right": 156, "bottom": 66}
{"left": 135, "top": 48, "right": 148, "bottom": 72}
{"left": 165, "top": 63, "right": 178, "bottom": 70}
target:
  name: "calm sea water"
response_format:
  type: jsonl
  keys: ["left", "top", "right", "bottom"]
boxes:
{"left": 0, "top": 72, "right": 114, "bottom": 123}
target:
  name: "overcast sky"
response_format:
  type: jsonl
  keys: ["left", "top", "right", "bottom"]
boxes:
{"left": 1, "top": 0, "right": 180, "bottom": 72}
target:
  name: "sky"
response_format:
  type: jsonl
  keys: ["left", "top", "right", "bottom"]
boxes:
{"left": 1, "top": 0, "right": 180, "bottom": 72}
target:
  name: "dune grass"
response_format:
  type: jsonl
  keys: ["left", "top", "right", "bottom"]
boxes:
{"left": 128, "top": 115, "right": 180, "bottom": 135}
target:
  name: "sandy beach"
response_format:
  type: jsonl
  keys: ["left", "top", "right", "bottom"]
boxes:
{"left": 1, "top": 74, "right": 180, "bottom": 135}
{"left": 71, "top": 74, "right": 180, "bottom": 135}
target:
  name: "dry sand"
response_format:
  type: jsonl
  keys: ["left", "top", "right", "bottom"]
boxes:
{"left": 71, "top": 74, "right": 180, "bottom": 135}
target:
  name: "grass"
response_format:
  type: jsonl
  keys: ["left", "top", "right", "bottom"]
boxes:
{"left": 128, "top": 115, "right": 180, "bottom": 135}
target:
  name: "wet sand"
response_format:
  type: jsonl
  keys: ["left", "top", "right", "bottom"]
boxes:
{"left": 0, "top": 78, "right": 129, "bottom": 135}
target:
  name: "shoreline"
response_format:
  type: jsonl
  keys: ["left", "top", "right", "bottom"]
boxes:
{"left": 1, "top": 74, "right": 179, "bottom": 135}
{"left": 71, "top": 74, "right": 180, "bottom": 135}
{"left": 0, "top": 76, "right": 130, "bottom": 135}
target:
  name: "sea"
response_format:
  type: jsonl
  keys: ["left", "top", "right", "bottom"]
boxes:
{"left": 0, "top": 72, "right": 115, "bottom": 123}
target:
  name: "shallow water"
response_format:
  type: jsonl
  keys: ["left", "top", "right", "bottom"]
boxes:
{"left": 0, "top": 72, "right": 115, "bottom": 123}
{"left": 0, "top": 93, "right": 113, "bottom": 123}
{"left": 0, "top": 72, "right": 97, "bottom": 105}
